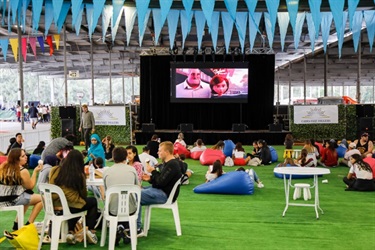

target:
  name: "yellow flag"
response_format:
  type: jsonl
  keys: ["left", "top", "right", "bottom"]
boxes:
{"left": 53, "top": 34, "right": 60, "bottom": 50}
{"left": 9, "top": 38, "right": 18, "bottom": 62}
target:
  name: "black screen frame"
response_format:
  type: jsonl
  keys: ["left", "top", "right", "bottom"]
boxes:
{"left": 170, "top": 61, "right": 249, "bottom": 104}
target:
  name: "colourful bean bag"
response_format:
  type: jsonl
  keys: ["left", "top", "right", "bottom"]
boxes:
{"left": 364, "top": 158, "right": 375, "bottom": 179}
{"left": 173, "top": 142, "right": 190, "bottom": 158}
{"left": 199, "top": 149, "right": 225, "bottom": 165}
{"left": 336, "top": 146, "right": 346, "bottom": 158}
{"left": 234, "top": 158, "right": 246, "bottom": 166}
{"left": 269, "top": 146, "right": 278, "bottom": 162}
{"left": 29, "top": 154, "right": 42, "bottom": 169}
{"left": 190, "top": 150, "right": 203, "bottom": 160}
{"left": 223, "top": 139, "right": 235, "bottom": 157}
{"left": 0, "top": 155, "right": 7, "bottom": 164}
{"left": 194, "top": 171, "right": 254, "bottom": 195}
{"left": 274, "top": 165, "right": 320, "bottom": 179}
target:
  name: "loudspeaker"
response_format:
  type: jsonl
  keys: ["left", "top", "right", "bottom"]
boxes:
{"left": 269, "top": 123, "right": 283, "bottom": 131}
{"left": 61, "top": 119, "right": 75, "bottom": 137}
{"left": 180, "top": 123, "right": 193, "bottom": 132}
{"left": 59, "top": 106, "right": 76, "bottom": 119}
{"left": 142, "top": 123, "right": 155, "bottom": 133}
{"left": 232, "top": 123, "right": 246, "bottom": 132}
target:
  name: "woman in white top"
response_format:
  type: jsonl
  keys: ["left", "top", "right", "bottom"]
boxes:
{"left": 343, "top": 154, "right": 375, "bottom": 191}
{"left": 205, "top": 160, "right": 224, "bottom": 182}
{"left": 303, "top": 139, "right": 319, "bottom": 166}
{"left": 190, "top": 139, "right": 206, "bottom": 152}
{"left": 175, "top": 133, "right": 187, "bottom": 148}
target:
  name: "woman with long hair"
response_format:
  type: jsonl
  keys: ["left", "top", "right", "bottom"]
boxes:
{"left": 205, "top": 160, "right": 224, "bottom": 182}
{"left": 32, "top": 141, "right": 45, "bottom": 155}
{"left": 232, "top": 142, "right": 250, "bottom": 166}
{"left": 49, "top": 150, "right": 98, "bottom": 245}
{"left": 0, "top": 148, "right": 43, "bottom": 230}
{"left": 258, "top": 140, "right": 271, "bottom": 165}
{"left": 303, "top": 139, "right": 319, "bottom": 166}
{"left": 175, "top": 132, "right": 187, "bottom": 148}
{"left": 125, "top": 145, "right": 144, "bottom": 184}
{"left": 320, "top": 140, "right": 338, "bottom": 167}
{"left": 212, "top": 140, "right": 224, "bottom": 150}
{"left": 343, "top": 154, "right": 375, "bottom": 191}
{"left": 294, "top": 149, "right": 315, "bottom": 167}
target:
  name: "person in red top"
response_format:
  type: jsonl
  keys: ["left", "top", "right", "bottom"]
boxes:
{"left": 319, "top": 140, "right": 338, "bottom": 167}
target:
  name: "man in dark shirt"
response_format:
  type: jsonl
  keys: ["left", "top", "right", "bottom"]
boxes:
{"left": 136, "top": 141, "right": 182, "bottom": 235}
{"left": 146, "top": 134, "right": 160, "bottom": 158}
{"left": 28, "top": 103, "right": 39, "bottom": 129}
{"left": 10, "top": 133, "right": 23, "bottom": 150}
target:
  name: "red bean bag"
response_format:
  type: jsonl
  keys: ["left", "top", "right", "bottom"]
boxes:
{"left": 0, "top": 155, "right": 7, "bottom": 164}
{"left": 364, "top": 158, "right": 375, "bottom": 179}
{"left": 173, "top": 142, "right": 190, "bottom": 158}
{"left": 234, "top": 158, "right": 246, "bottom": 166}
{"left": 190, "top": 150, "right": 203, "bottom": 160}
{"left": 199, "top": 149, "right": 225, "bottom": 165}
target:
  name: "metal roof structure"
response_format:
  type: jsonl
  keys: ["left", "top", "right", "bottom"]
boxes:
{"left": 0, "top": 0, "right": 374, "bottom": 87}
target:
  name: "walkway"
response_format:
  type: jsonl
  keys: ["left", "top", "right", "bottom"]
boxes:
{"left": 0, "top": 121, "right": 51, "bottom": 153}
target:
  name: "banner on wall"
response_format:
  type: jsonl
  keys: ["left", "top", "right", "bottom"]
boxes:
{"left": 294, "top": 105, "right": 338, "bottom": 124}
{"left": 90, "top": 106, "right": 126, "bottom": 126}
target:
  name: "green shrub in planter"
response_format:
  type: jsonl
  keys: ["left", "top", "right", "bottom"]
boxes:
{"left": 51, "top": 106, "right": 131, "bottom": 145}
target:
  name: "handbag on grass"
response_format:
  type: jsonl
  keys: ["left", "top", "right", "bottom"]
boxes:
{"left": 0, "top": 223, "right": 39, "bottom": 250}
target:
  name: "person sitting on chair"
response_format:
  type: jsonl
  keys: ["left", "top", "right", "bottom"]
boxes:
{"left": 137, "top": 141, "right": 182, "bottom": 236}
{"left": 103, "top": 147, "right": 139, "bottom": 245}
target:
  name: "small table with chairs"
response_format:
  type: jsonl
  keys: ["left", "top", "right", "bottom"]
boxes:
{"left": 273, "top": 167, "right": 330, "bottom": 219}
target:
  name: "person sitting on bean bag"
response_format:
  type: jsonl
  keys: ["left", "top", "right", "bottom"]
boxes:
{"left": 190, "top": 139, "right": 207, "bottom": 160}
{"left": 232, "top": 142, "right": 250, "bottom": 166}
{"left": 205, "top": 160, "right": 224, "bottom": 182}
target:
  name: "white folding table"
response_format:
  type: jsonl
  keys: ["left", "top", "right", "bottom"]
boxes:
{"left": 273, "top": 167, "right": 330, "bottom": 219}
{"left": 86, "top": 178, "right": 105, "bottom": 228}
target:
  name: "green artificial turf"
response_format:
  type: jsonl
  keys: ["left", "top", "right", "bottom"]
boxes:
{"left": 1, "top": 145, "right": 374, "bottom": 250}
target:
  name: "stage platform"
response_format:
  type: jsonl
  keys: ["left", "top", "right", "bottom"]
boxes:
{"left": 135, "top": 129, "right": 289, "bottom": 145}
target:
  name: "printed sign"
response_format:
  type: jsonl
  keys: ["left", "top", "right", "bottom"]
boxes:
{"left": 294, "top": 105, "right": 338, "bottom": 124}
{"left": 90, "top": 106, "right": 126, "bottom": 126}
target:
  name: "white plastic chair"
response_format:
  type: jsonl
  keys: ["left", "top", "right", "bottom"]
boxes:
{"left": 100, "top": 184, "right": 141, "bottom": 250}
{"left": 143, "top": 177, "right": 182, "bottom": 236}
{"left": 0, "top": 205, "right": 24, "bottom": 230}
{"left": 38, "top": 183, "right": 87, "bottom": 250}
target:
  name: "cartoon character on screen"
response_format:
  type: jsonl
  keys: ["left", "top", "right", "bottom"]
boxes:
{"left": 175, "top": 68, "right": 211, "bottom": 98}
{"left": 209, "top": 75, "right": 230, "bottom": 97}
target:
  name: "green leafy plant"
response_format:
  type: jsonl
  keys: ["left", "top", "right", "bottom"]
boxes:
{"left": 51, "top": 106, "right": 131, "bottom": 144}
{"left": 290, "top": 104, "right": 374, "bottom": 141}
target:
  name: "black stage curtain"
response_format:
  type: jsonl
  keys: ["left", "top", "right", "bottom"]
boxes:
{"left": 139, "top": 54, "right": 274, "bottom": 130}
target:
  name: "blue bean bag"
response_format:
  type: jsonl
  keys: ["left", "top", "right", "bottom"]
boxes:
{"left": 336, "top": 146, "right": 346, "bottom": 158}
{"left": 199, "top": 149, "right": 225, "bottom": 165}
{"left": 29, "top": 154, "right": 41, "bottom": 169}
{"left": 223, "top": 139, "right": 235, "bottom": 157}
{"left": 274, "top": 165, "right": 320, "bottom": 179}
{"left": 194, "top": 171, "right": 254, "bottom": 195}
{"left": 269, "top": 146, "right": 278, "bottom": 162}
